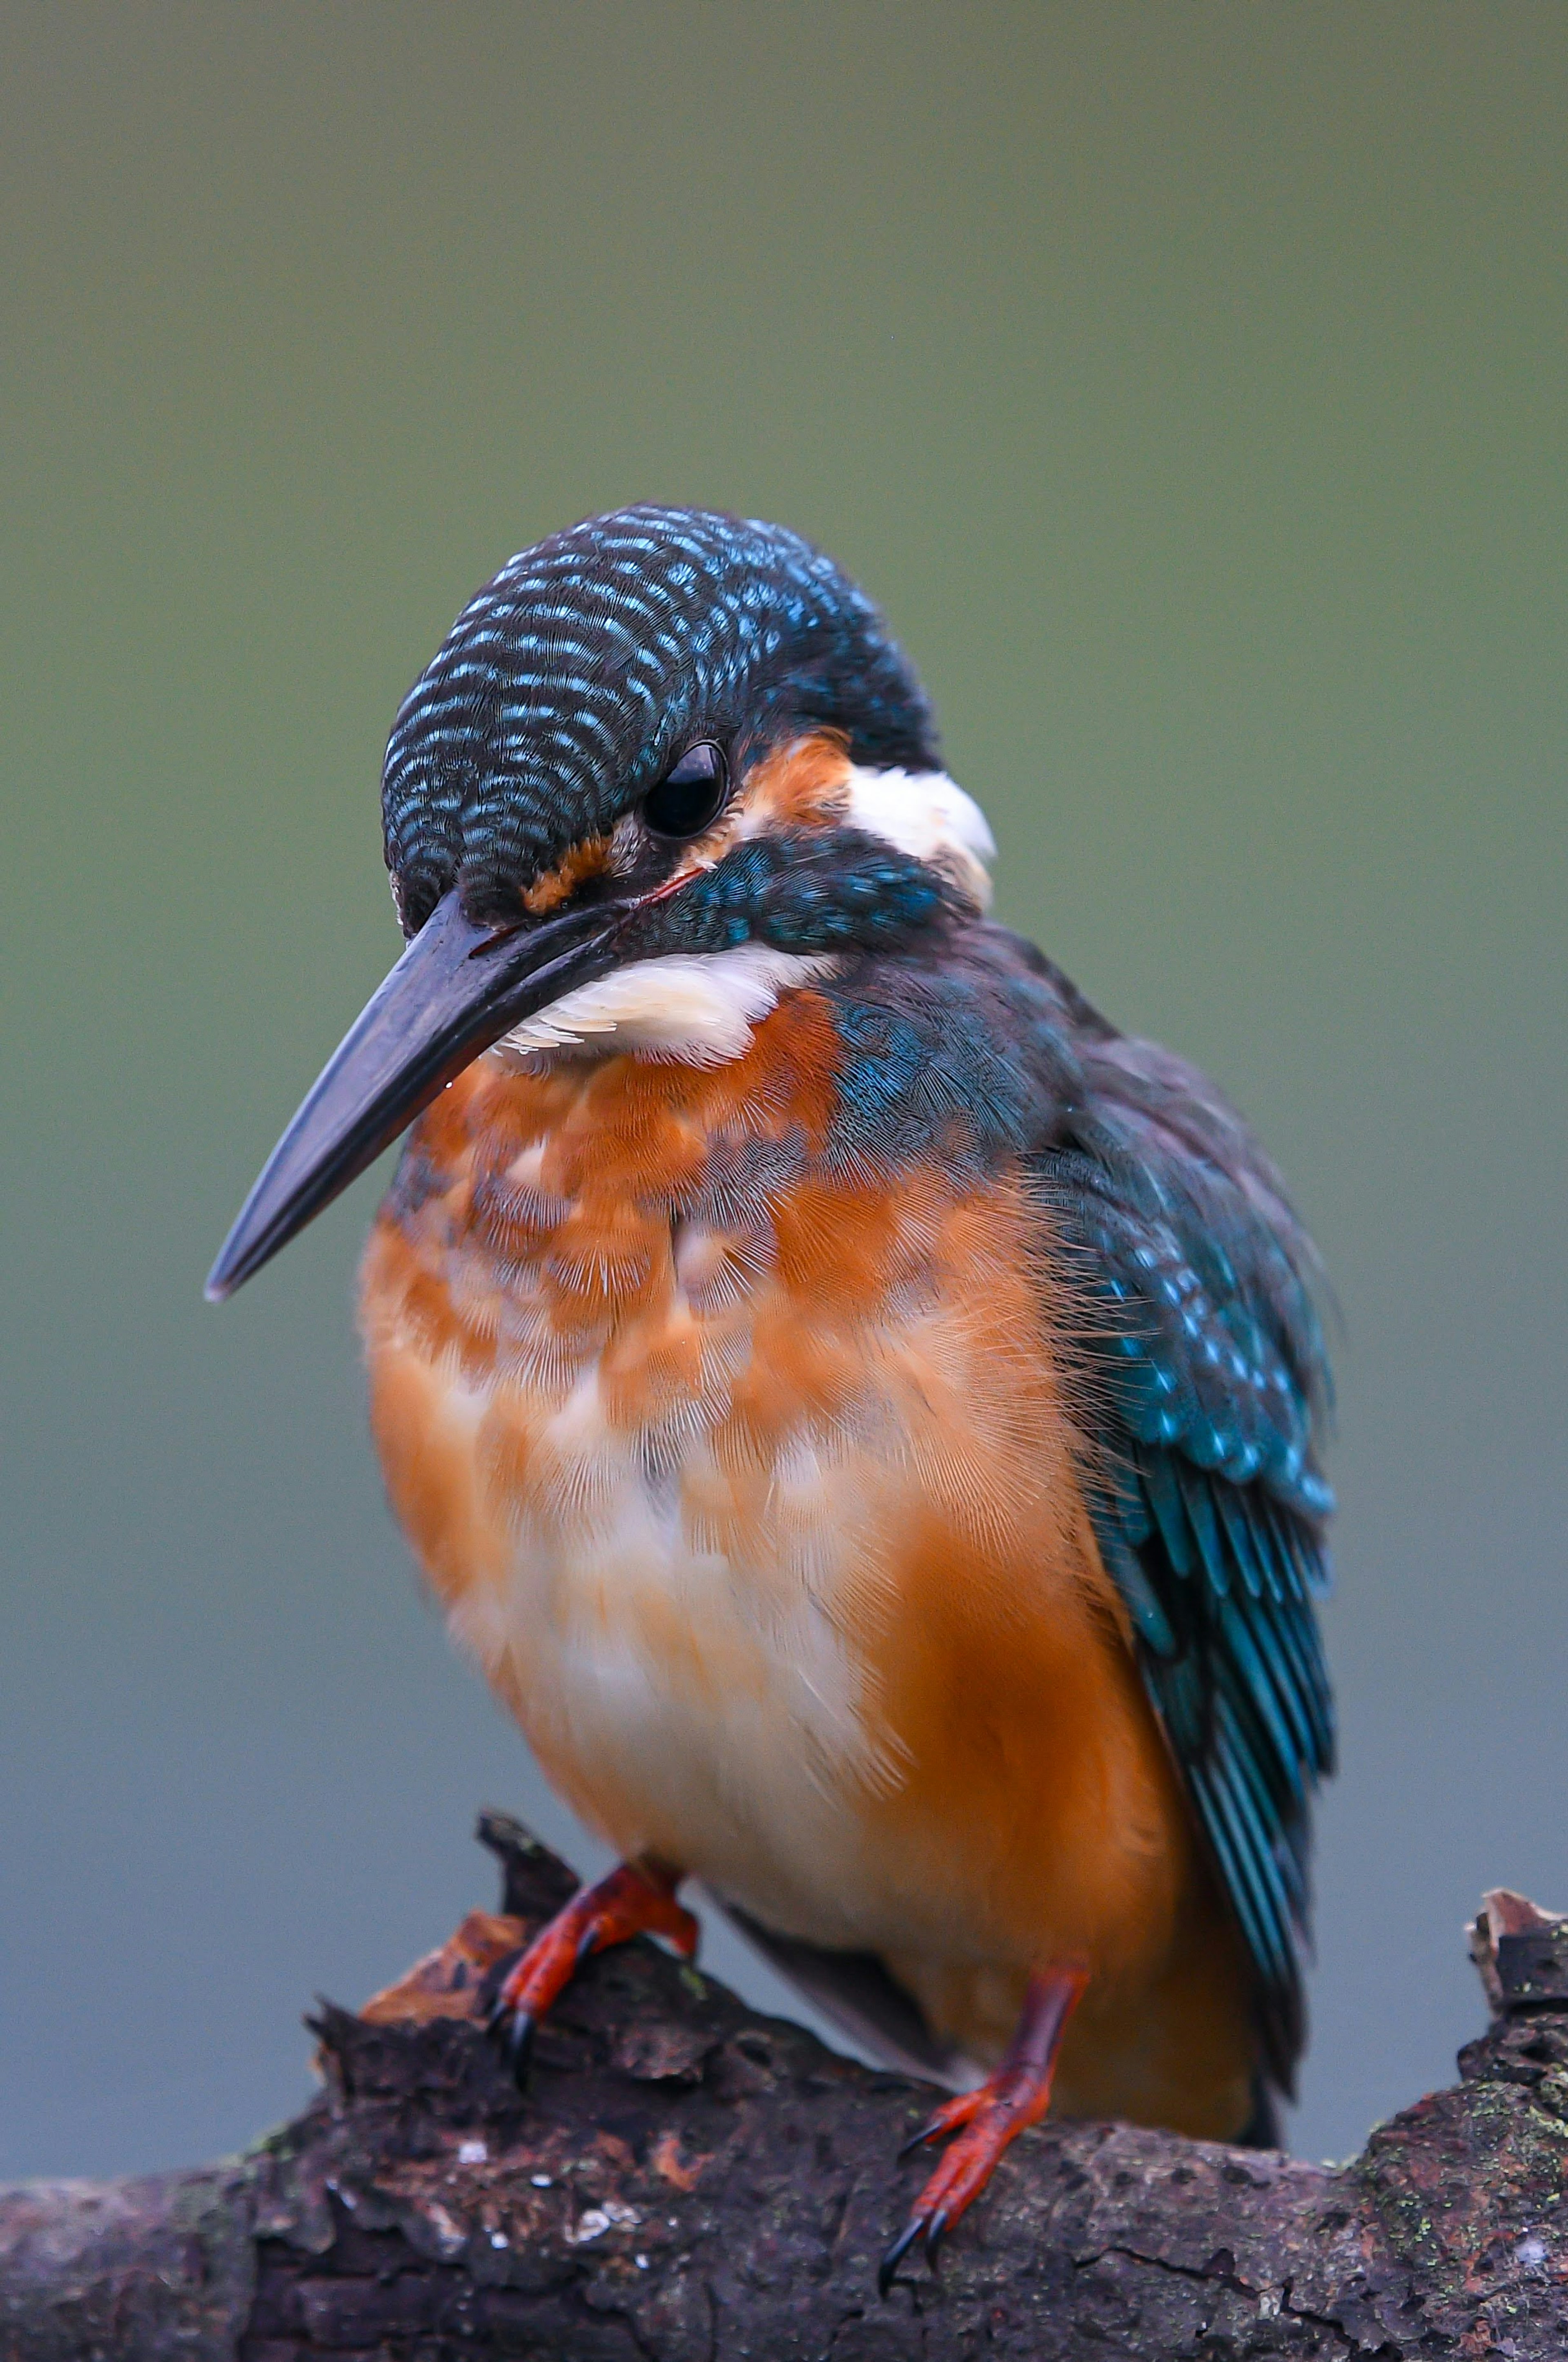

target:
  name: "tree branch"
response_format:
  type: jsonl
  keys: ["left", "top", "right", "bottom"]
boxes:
{"left": 4, "top": 1817, "right": 1566, "bottom": 2358}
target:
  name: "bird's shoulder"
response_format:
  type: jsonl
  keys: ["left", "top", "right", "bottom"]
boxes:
{"left": 820, "top": 920, "right": 1325, "bottom": 1396}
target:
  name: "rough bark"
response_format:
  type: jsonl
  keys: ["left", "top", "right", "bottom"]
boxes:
{"left": 3, "top": 1817, "right": 1566, "bottom": 2360}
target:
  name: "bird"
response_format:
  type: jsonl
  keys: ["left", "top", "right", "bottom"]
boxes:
{"left": 207, "top": 504, "right": 1334, "bottom": 2292}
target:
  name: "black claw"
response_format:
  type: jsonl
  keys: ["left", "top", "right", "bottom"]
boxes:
{"left": 489, "top": 2005, "right": 535, "bottom": 2083}
{"left": 922, "top": 2207, "right": 949, "bottom": 2273}
{"left": 877, "top": 2215, "right": 927, "bottom": 2299}
{"left": 483, "top": 1949, "right": 526, "bottom": 2034}
{"left": 898, "top": 2112, "right": 946, "bottom": 2160}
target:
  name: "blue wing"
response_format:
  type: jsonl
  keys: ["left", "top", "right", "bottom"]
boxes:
{"left": 1036, "top": 1026, "right": 1335, "bottom": 2092}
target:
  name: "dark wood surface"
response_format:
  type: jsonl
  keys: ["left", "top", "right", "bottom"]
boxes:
{"left": 3, "top": 1816, "right": 1565, "bottom": 2360}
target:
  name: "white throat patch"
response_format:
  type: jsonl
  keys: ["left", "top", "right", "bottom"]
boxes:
{"left": 496, "top": 942, "right": 836, "bottom": 1068}
{"left": 494, "top": 765, "right": 995, "bottom": 1070}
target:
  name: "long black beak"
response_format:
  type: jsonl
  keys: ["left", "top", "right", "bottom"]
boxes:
{"left": 205, "top": 888, "right": 622, "bottom": 1302}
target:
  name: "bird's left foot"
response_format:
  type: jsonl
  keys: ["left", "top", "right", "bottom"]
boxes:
{"left": 879, "top": 1963, "right": 1087, "bottom": 2296}
{"left": 486, "top": 1859, "right": 697, "bottom": 2079}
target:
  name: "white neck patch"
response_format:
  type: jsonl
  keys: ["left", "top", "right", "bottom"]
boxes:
{"left": 494, "top": 764, "right": 995, "bottom": 1070}
{"left": 840, "top": 765, "right": 996, "bottom": 913}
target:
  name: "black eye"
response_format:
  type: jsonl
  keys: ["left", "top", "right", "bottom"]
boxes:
{"left": 643, "top": 741, "right": 730, "bottom": 839}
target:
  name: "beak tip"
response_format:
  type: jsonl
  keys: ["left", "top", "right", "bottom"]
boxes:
{"left": 203, "top": 1248, "right": 242, "bottom": 1304}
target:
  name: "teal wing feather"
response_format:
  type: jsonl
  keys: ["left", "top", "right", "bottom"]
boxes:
{"left": 1035, "top": 1029, "right": 1334, "bottom": 2092}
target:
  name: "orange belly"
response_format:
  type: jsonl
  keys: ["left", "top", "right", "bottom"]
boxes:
{"left": 359, "top": 995, "right": 1257, "bottom": 2137}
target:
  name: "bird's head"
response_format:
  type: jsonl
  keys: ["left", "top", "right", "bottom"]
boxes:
{"left": 207, "top": 505, "right": 994, "bottom": 1299}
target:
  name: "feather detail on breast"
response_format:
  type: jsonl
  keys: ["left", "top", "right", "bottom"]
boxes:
{"left": 360, "top": 983, "right": 1221, "bottom": 2043}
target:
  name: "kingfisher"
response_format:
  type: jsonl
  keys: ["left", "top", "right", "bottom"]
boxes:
{"left": 208, "top": 505, "right": 1333, "bottom": 2290}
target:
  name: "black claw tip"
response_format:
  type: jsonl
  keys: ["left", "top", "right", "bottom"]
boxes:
{"left": 923, "top": 2207, "right": 949, "bottom": 2273}
{"left": 484, "top": 1950, "right": 526, "bottom": 2033}
{"left": 878, "top": 2216, "right": 926, "bottom": 2299}
{"left": 898, "top": 2113, "right": 943, "bottom": 2160}
{"left": 490, "top": 2006, "right": 535, "bottom": 2083}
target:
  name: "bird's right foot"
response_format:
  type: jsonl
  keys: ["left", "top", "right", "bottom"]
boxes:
{"left": 880, "top": 1963, "right": 1087, "bottom": 2295}
{"left": 486, "top": 1859, "right": 697, "bottom": 2079}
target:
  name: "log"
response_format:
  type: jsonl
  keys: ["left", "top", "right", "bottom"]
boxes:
{"left": 2, "top": 1815, "right": 1566, "bottom": 2360}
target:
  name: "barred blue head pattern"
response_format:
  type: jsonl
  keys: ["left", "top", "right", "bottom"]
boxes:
{"left": 381, "top": 506, "right": 939, "bottom": 934}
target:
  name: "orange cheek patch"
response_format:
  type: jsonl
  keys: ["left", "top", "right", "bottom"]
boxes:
{"left": 733, "top": 730, "right": 854, "bottom": 831}
{"left": 522, "top": 833, "right": 615, "bottom": 914}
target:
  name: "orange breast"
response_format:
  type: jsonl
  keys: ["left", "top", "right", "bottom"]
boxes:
{"left": 359, "top": 991, "right": 1256, "bottom": 2136}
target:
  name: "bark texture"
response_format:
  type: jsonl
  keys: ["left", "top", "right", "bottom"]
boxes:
{"left": 3, "top": 1816, "right": 1566, "bottom": 2360}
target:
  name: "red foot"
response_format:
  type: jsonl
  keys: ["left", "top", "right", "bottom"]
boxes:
{"left": 487, "top": 1860, "right": 697, "bottom": 2077}
{"left": 880, "top": 1964, "right": 1087, "bottom": 2295}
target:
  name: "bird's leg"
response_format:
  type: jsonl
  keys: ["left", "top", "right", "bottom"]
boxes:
{"left": 880, "top": 1963, "right": 1087, "bottom": 2295}
{"left": 487, "top": 1858, "right": 697, "bottom": 2079}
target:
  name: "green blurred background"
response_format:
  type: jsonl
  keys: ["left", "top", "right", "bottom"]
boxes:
{"left": 2, "top": 3, "right": 1563, "bottom": 2177}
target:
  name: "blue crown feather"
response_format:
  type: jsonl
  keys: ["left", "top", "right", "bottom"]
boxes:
{"left": 381, "top": 505, "right": 937, "bottom": 932}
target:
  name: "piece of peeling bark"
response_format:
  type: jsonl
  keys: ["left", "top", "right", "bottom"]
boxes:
{"left": 2, "top": 1814, "right": 1566, "bottom": 2360}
